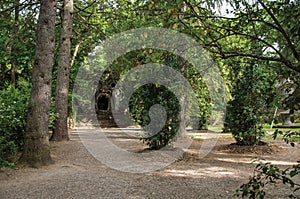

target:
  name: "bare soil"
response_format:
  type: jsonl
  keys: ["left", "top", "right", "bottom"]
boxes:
{"left": 0, "top": 129, "right": 299, "bottom": 199}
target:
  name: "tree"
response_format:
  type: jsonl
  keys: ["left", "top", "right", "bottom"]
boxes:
{"left": 20, "top": 0, "right": 57, "bottom": 167}
{"left": 51, "top": 0, "right": 73, "bottom": 141}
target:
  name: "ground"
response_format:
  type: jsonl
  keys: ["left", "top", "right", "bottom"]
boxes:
{"left": 0, "top": 128, "right": 299, "bottom": 199}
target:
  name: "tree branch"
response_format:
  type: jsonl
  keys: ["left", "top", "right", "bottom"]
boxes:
{"left": 258, "top": 0, "right": 300, "bottom": 62}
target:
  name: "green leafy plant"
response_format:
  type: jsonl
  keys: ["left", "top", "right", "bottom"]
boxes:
{"left": 49, "top": 97, "right": 59, "bottom": 130}
{"left": 129, "top": 84, "right": 180, "bottom": 150}
{"left": 0, "top": 137, "right": 18, "bottom": 168}
{"left": 0, "top": 80, "right": 30, "bottom": 168}
{"left": 224, "top": 64, "right": 277, "bottom": 146}
{"left": 235, "top": 161, "right": 300, "bottom": 199}
{"left": 235, "top": 130, "right": 300, "bottom": 198}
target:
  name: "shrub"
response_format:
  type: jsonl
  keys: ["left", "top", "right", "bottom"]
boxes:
{"left": 129, "top": 84, "right": 180, "bottom": 150}
{"left": 225, "top": 100, "right": 265, "bottom": 146}
{"left": 0, "top": 80, "right": 30, "bottom": 168}
{"left": 0, "top": 137, "right": 18, "bottom": 168}
{"left": 224, "top": 65, "right": 277, "bottom": 146}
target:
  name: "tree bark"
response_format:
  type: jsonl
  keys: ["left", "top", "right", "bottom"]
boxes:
{"left": 20, "top": 0, "right": 57, "bottom": 167}
{"left": 51, "top": 0, "right": 73, "bottom": 141}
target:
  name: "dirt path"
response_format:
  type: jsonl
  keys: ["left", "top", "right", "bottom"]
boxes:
{"left": 0, "top": 128, "right": 299, "bottom": 199}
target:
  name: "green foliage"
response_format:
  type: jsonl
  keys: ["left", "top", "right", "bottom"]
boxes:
{"left": 0, "top": 137, "right": 18, "bottom": 168}
{"left": 235, "top": 130, "right": 300, "bottom": 198}
{"left": 273, "top": 130, "right": 300, "bottom": 149}
{"left": 224, "top": 64, "right": 278, "bottom": 146}
{"left": 0, "top": 80, "right": 30, "bottom": 168}
{"left": 49, "top": 97, "right": 59, "bottom": 130}
{"left": 0, "top": 1, "right": 37, "bottom": 87}
{"left": 186, "top": 67, "right": 212, "bottom": 129}
{"left": 235, "top": 161, "right": 300, "bottom": 199}
{"left": 129, "top": 84, "right": 180, "bottom": 150}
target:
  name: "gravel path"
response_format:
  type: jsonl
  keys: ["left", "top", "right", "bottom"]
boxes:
{"left": 0, "top": 128, "right": 299, "bottom": 199}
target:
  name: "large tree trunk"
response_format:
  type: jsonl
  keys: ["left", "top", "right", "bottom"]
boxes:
{"left": 51, "top": 0, "right": 73, "bottom": 141}
{"left": 21, "top": 0, "right": 57, "bottom": 167}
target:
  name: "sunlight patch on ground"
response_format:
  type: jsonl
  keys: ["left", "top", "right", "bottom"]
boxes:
{"left": 161, "top": 166, "right": 237, "bottom": 178}
{"left": 215, "top": 157, "right": 298, "bottom": 166}
{"left": 259, "top": 160, "right": 299, "bottom": 166}
{"left": 215, "top": 157, "right": 254, "bottom": 164}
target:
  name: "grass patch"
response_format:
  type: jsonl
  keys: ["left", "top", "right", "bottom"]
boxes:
{"left": 262, "top": 123, "right": 300, "bottom": 132}
{"left": 207, "top": 124, "right": 224, "bottom": 132}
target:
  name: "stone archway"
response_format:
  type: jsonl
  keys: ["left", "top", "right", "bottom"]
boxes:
{"left": 94, "top": 70, "right": 131, "bottom": 128}
{"left": 94, "top": 71, "right": 121, "bottom": 127}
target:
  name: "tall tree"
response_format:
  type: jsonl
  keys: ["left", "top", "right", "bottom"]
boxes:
{"left": 21, "top": 0, "right": 57, "bottom": 167}
{"left": 51, "top": 0, "right": 73, "bottom": 141}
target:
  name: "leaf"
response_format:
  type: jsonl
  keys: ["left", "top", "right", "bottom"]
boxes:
{"left": 167, "top": 8, "right": 174, "bottom": 14}
{"left": 148, "top": 1, "right": 154, "bottom": 9}
{"left": 141, "top": 32, "right": 148, "bottom": 39}
{"left": 262, "top": 166, "right": 268, "bottom": 174}
{"left": 290, "top": 170, "right": 297, "bottom": 178}
{"left": 290, "top": 142, "right": 295, "bottom": 147}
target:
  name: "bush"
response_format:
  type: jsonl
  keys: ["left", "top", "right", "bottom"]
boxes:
{"left": 0, "top": 80, "right": 30, "bottom": 168}
{"left": 129, "top": 84, "right": 180, "bottom": 150}
{"left": 224, "top": 65, "right": 277, "bottom": 146}
{"left": 225, "top": 101, "right": 265, "bottom": 146}
{"left": 0, "top": 137, "right": 18, "bottom": 168}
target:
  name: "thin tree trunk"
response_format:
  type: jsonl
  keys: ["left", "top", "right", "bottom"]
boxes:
{"left": 10, "top": 0, "right": 19, "bottom": 87}
{"left": 20, "top": 0, "right": 57, "bottom": 167}
{"left": 179, "top": 57, "right": 187, "bottom": 135}
{"left": 51, "top": 0, "right": 73, "bottom": 141}
{"left": 70, "top": 38, "right": 82, "bottom": 67}
{"left": 68, "top": 39, "right": 83, "bottom": 128}
{"left": 179, "top": 3, "right": 187, "bottom": 136}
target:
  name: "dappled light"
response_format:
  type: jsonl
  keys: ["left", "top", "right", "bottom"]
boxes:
{"left": 160, "top": 167, "right": 237, "bottom": 178}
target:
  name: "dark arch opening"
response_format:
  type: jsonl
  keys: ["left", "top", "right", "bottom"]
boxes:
{"left": 97, "top": 95, "right": 109, "bottom": 111}
{"left": 111, "top": 82, "right": 116, "bottom": 88}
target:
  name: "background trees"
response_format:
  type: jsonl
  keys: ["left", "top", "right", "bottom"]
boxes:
{"left": 0, "top": 0, "right": 37, "bottom": 89}
{"left": 218, "top": 0, "right": 299, "bottom": 145}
